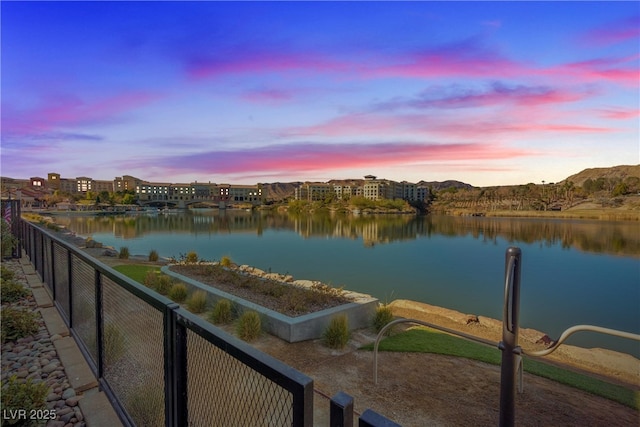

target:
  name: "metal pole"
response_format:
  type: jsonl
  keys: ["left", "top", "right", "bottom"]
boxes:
{"left": 499, "top": 247, "right": 522, "bottom": 427}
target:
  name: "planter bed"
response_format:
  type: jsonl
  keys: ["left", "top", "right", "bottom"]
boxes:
{"left": 162, "top": 264, "right": 378, "bottom": 343}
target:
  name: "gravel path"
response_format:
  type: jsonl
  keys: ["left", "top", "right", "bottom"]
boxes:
{"left": 1, "top": 259, "right": 86, "bottom": 427}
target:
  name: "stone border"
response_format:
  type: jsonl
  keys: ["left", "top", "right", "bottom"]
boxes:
{"left": 162, "top": 266, "right": 379, "bottom": 342}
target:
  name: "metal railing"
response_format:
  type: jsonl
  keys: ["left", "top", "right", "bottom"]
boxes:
{"left": 372, "top": 246, "right": 640, "bottom": 427}
{"left": 18, "top": 220, "right": 398, "bottom": 426}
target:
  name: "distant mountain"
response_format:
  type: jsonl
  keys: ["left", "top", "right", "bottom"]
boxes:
{"left": 261, "top": 182, "right": 301, "bottom": 202}
{"left": 563, "top": 165, "right": 640, "bottom": 187}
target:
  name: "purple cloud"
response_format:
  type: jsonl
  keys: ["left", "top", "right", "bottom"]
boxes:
{"left": 147, "top": 141, "right": 536, "bottom": 177}
{"left": 372, "top": 83, "right": 590, "bottom": 112}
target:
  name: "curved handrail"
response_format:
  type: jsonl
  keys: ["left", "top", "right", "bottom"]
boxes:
{"left": 373, "top": 318, "right": 498, "bottom": 384}
{"left": 373, "top": 319, "right": 640, "bottom": 385}
{"left": 521, "top": 324, "right": 640, "bottom": 357}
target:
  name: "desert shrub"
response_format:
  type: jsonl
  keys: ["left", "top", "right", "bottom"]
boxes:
{"left": 126, "top": 384, "right": 163, "bottom": 427}
{"left": 208, "top": 299, "right": 234, "bottom": 325}
{"left": 1, "top": 265, "right": 15, "bottom": 282}
{"left": 168, "top": 283, "right": 188, "bottom": 303}
{"left": 143, "top": 270, "right": 158, "bottom": 288}
{"left": 1, "top": 376, "right": 48, "bottom": 426}
{"left": 1, "top": 220, "right": 17, "bottom": 258}
{"left": 236, "top": 311, "right": 261, "bottom": 342}
{"left": 1, "top": 280, "right": 29, "bottom": 304}
{"left": 185, "top": 251, "right": 198, "bottom": 263}
{"left": 118, "top": 246, "right": 130, "bottom": 259}
{"left": 45, "top": 222, "right": 61, "bottom": 232}
{"left": 153, "top": 275, "right": 172, "bottom": 295}
{"left": 102, "top": 323, "right": 126, "bottom": 365}
{"left": 220, "top": 255, "right": 232, "bottom": 267}
{"left": 373, "top": 304, "right": 395, "bottom": 334}
{"left": 186, "top": 290, "right": 207, "bottom": 313}
{"left": 323, "top": 314, "right": 350, "bottom": 349}
{"left": 148, "top": 249, "right": 159, "bottom": 262}
{"left": 1, "top": 308, "right": 39, "bottom": 343}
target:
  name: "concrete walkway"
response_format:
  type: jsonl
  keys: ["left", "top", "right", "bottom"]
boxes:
{"left": 18, "top": 255, "right": 123, "bottom": 427}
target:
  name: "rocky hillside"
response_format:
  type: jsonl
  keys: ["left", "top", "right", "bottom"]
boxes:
{"left": 563, "top": 165, "right": 640, "bottom": 188}
{"left": 261, "top": 182, "right": 301, "bottom": 202}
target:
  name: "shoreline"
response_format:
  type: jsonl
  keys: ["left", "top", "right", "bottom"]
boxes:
{"left": 24, "top": 219, "right": 640, "bottom": 387}
{"left": 23, "top": 200, "right": 640, "bottom": 222}
{"left": 388, "top": 299, "right": 640, "bottom": 388}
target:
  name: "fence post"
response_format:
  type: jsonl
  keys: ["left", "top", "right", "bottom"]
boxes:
{"left": 358, "top": 409, "right": 401, "bottom": 427}
{"left": 498, "top": 247, "right": 522, "bottom": 427}
{"left": 95, "top": 270, "right": 104, "bottom": 378}
{"left": 67, "top": 249, "right": 73, "bottom": 326}
{"left": 164, "top": 304, "right": 187, "bottom": 427}
{"left": 330, "top": 391, "right": 354, "bottom": 427}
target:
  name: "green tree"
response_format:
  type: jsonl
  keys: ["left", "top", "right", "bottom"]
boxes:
{"left": 122, "top": 193, "right": 136, "bottom": 205}
{"left": 612, "top": 182, "right": 628, "bottom": 197}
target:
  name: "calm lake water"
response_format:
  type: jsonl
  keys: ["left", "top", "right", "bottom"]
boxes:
{"left": 54, "top": 209, "right": 640, "bottom": 357}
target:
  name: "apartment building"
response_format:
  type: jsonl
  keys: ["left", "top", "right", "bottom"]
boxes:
{"left": 135, "top": 181, "right": 265, "bottom": 205}
{"left": 114, "top": 175, "right": 142, "bottom": 192}
{"left": 294, "top": 183, "right": 333, "bottom": 202}
{"left": 296, "top": 175, "right": 429, "bottom": 203}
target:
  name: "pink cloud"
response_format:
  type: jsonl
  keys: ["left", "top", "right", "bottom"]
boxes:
{"left": 373, "top": 83, "right": 590, "bottom": 112}
{"left": 154, "top": 141, "right": 536, "bottom": 176}
{"left": 180, "top": 35, "right": 637, "bottom": 91}
{"left": 2, "top": 91, "right": 161, "bottom": 137}
{"left": 282, "top": 107, "right": 612, "bottom": 141}
{"left": 545, "top": 56, "right": 639, "bottom": 87}
{"left": 368, "top": 49, "right": 524, "bottom": 80}
{"left": 599, "top": 108, "right": 640, "bottom": 120}
{"left": 581, "top": 15, "right": 640, "bottom": 46}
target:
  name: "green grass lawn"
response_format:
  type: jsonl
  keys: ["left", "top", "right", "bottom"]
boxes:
{"left": 362, "top": 327, "right": 639, "bottom": 410}
{"left": 113, "top": 264, "right": 162, "bottom": 284}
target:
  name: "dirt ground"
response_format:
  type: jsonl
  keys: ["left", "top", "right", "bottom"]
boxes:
{"left": 59, "top": 230, "right": 640, "bottom": 426}
{"left": 250, "top": 300, "right": 639, "bottom": 426}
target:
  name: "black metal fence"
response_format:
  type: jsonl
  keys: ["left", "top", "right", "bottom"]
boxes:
{"left": 19, "top": 220, "right": 397, "bottom": 426}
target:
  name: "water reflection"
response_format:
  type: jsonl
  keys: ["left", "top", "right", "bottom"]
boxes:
{"left": 54, "top": 209, "right": 639, "bottom": 257}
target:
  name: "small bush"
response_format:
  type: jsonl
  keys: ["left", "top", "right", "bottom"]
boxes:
{"left": 45, "top": 222, "right": 61, "bottom": 232}
{"left": 126, "top": 384, "right": 164, "bottom": 426}
{"left": 208, "top": 299, "right": 234, "bottom": 325}
{"left": 103, "top": 323, "right": 126, "bottom": 365}
{"left": 1, "top": 265, "right": 15, "bottom": 282}
{"left": 1, "top": 280, "right": 29, "bottom": 304}
{"left": 168, "top": 283, "right": 188, "bottom": 303}
{"left": 1, "top": 220, "right": 17, "bottom": 258}
{"left": 1, "top": 375, "right": 48, "bottom": 426}
{"left": 118, "top": 246, "right": 130, "bottom": 259}
{"left": 143, "top": 270, "right": 159, "bottom": 288}
{"left": 220, "top": 255, "right": 232, "bottom": 267}
{"left": 373, "top": 304, "right": 395, "bottom": 334}
{"left": 148, "top": 249, "right": 159, "bottom": 262}
{"left": 185, "top": 251, "right": 198, "bottom": 263}
{"left": 324, "top": 314, "right": 350, "bottom": 349}
{"left": 236, "top": 311, "right": 261, "bottom": 341}
{"left": 186, "top": 290, "right": 207, "bottom": 313}
{"left": 1, "top": 308, "right": 39, "bottom": 343}
{"left": 153, "top": 275, "right": 172, "bottom": 295}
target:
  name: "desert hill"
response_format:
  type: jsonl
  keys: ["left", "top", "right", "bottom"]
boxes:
{"left": 261, "top": 165, "right": 639, "bottom": 202}
{"left": 563, "top": 165, "right": 640, "bottom": 187}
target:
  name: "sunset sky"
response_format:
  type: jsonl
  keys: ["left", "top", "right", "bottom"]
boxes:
{"left": 2, "top": 1, "right": 638, "bottom": 187}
